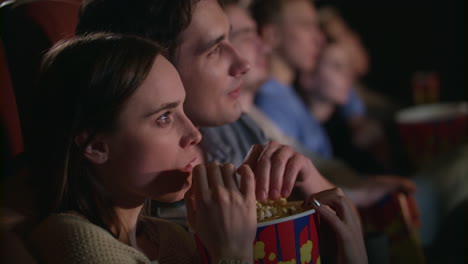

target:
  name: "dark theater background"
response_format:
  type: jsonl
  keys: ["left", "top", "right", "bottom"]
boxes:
{"left": 317, "top": 0, "right": 465, "bottom": 106}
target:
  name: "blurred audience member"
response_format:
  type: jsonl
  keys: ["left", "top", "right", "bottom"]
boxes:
{"left": 250, "top": 1, "right": 427, "bottom": 260}
{"left": 226, "top": 0, "right": 410, "bottom": 213}
{"left": 296, "top": 39, "right": 390, "bottom": 174}
{"left": 252, "top": 0, "right": 333, "bottom": 158}
{"left": 296, "top": 6, "right": 397, "bottom": 173}
{"left": 318, "top": 6, "right": 370, "bottom": 78}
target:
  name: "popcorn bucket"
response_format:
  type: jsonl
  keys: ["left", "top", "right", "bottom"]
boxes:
{"left": 195, "top": 209, "right": 321, "bottom": 264}
{"left": 395, "top": 102, "right": 468, "bottom": 168}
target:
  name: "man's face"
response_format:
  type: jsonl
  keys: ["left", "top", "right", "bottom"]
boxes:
{"left": 173, "top": 0, "right": 250, "bottom": 127}
{"left": 226, "top": 5, "right": 269, "bottom": 94}
{"left": 274, "top": 0, "right": 323, "bottom": 72}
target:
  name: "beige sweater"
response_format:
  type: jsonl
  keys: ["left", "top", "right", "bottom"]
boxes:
{"left": 27, "top": 214, "right": 199, "bottom": 264}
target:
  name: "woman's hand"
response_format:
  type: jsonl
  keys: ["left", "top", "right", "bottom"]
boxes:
{"left": 185, "top": 163, "right": 256, "bottom": 263}
{"left": 306, "top": 188, "right": 368, "bottom": 264}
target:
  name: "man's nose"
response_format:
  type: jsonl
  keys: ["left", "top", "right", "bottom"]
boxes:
{"left": 229, "top": 47, "right": 251, "bottom": 77}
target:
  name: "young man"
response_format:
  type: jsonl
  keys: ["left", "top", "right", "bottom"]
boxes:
{"left": 76, "top": 0, "right": 335, "bottom": 221}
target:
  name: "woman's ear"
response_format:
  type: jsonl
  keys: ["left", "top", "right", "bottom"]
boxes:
{"left": 75, "top": 132, "right": 109, "bottom": 165}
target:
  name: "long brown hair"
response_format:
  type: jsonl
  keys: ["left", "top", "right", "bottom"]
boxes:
{"left": 27, "top": 33, "right": 163, "bottom": 237}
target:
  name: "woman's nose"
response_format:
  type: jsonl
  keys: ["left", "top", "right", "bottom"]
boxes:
{"left": 180, "top": 118, "right": 202, "bottom": 148}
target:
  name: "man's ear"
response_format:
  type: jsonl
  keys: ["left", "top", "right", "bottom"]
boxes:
{"left": 259, "top": 24, "right": 280, "bottom": 49}
{"left": 75, "top": 132, "right": 109, "bottom": 165}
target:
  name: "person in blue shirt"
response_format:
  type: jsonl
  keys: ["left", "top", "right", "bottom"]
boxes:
{"left": 256, "top": 78, "right": 333, "bottom": 158}
{"left": 252, "top": 0, "right": 333, "bottom": 158}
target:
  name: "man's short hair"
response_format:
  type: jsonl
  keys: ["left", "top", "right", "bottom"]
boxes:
{"left": 220, "top": 0, "right": 253, "bottom": 10}
{"left": 76, "top": 0, "right": 199, "bottom": 59}
{"left": 220, "top": 0, "right": 241, "bottom": 7}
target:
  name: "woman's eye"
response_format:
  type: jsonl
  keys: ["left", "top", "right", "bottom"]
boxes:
{"left": 156, "top": 111, "right": 172, "bottom": 127}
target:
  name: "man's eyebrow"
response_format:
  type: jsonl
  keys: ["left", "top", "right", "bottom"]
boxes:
{"left": 143, "top": 101, "right": 180, "bottom": 118}
{"left": 197, "top": 25, "right": 232, "bottom": 54}
{"left": 197, "top": 34, "right": 226, "bottom": 54}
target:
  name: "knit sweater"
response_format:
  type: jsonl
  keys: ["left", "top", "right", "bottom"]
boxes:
{"left": 27, "top": 213, "right": 199, "bottom": 264}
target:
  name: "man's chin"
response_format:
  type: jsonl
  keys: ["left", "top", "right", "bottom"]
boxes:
{"left": 188, "top": 103, "right": 242, "bottom": 127}
{"left": 201, "top": 107, "right": 242, "bottom": 127}
{"left": 217, "top": 107, "right": 243, "bottom": 126}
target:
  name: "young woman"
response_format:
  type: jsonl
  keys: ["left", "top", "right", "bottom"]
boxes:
{"left": 23, "top": 33, "right": 257, "bottom": 264}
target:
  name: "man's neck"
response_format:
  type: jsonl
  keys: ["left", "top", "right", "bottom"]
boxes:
{"left": 269, "top": 53, "right": 295, "bottom": 86}
{"left": 309, "top": 98, "right": 336, "bottom": 122}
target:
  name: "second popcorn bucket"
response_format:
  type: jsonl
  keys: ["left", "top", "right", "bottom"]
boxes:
{"left": 195, "top": 203, "right": 321, "bottom": 264}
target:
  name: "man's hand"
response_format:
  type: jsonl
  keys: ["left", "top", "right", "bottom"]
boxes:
{"left": 242, "top": 141, "right": 335, "bottom": 201}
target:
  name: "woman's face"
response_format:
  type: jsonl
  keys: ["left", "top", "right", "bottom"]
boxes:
{"left": 316, "top": 43, "right": 354, "bottom": 105}
{"left": 97, "top": 55, "right": 202, "bottom": 205}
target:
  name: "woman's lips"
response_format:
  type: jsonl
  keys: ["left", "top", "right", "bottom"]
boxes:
{"left": 183, "top": 157, "right": 197, "bottom": 172}
{"left": 183, "top": 163, "right": 193, "bottom": 173}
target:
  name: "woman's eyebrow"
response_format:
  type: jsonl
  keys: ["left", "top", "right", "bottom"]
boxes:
{"left": 143, "top": 101, "right": 180, "bottom": 118}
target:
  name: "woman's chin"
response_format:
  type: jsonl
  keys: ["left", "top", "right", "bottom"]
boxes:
{"left": 152, "top": 180, "right": 191, "bottom": 203}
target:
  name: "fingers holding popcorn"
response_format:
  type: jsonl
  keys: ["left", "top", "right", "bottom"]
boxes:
{"left": 242, "top": 141, "right": 335, "bottom": 203}
{"left": 237, "top": 164, "right": 256, "bottom": 202}
{"left": 189, "top": 163, "right": 256, "bottom": 263}
{"left": 221, "top": 163, "right": 238, "bottom": 190}
{"left": 269, "top": 144, "right": 296, "bottom": 199}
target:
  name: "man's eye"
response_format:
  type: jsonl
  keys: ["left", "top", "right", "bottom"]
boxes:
{"left": 156, "top": 111, "right": 172, "bottom": 126}
{"left": 208, "top": 45, "right": 221, "bottom": 57}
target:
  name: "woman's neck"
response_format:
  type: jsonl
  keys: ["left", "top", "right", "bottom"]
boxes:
{"left": 269, "top": 53, "right": 295, "bottom": 86}
{"left": 309, "top": 98, "right": 336, "bottom": 122}
{"left": 115, "top": 205, "right": 159, "bottom": 260}
{"left": 114, "top": 205, "right": 143, "bottom": 247}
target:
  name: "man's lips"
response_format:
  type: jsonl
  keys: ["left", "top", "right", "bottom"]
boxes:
{"left": 228, "top": 86, "right": 241, "bottom": 99}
